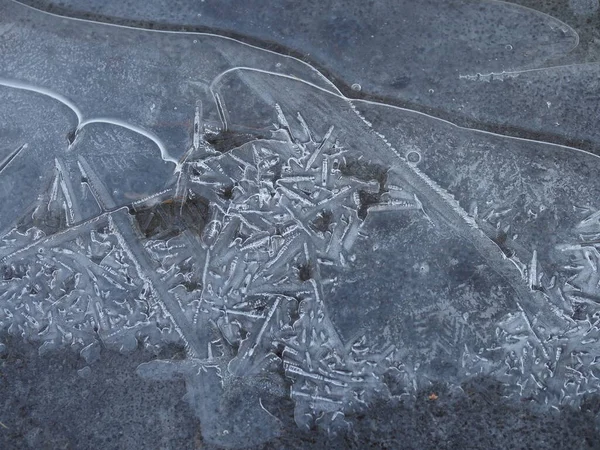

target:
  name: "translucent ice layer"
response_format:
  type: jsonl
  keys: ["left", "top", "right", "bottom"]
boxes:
{"left": 3, "top": 0, "right": 600, "bottom": 447}
{"left": 20, "top": 0, "right": 600, "bottom": 153}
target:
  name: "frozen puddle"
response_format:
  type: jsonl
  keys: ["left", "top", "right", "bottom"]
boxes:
{"left": 2, "top": 0, "right": 600, "bottom": 447}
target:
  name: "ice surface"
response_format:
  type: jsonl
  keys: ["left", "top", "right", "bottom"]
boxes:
{"left": 21, "top": 0, "right": 600, "bottom": 154}
{"left": 3, "top": 0, "right": 600, "bottom": 447}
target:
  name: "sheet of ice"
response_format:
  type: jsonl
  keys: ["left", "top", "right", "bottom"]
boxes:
{"left": 21, "top": 0, "right": 578, "bottom": 77}
{"left": 19, "top": 0, "right": 600, "bottom": 153}
{"left": 3, "top": 0, "right": 600, "bottom": 447}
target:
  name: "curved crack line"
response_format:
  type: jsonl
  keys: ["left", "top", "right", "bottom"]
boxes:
{"left": 489, "top": 0, "right": 580, "bottom": 54}
{"left": 0, "top": 77, "right": 83, "bottom": 122}
{"left": 78, "top": 118, "right": 177, "bottom": 165}
{"left": 0, "top": 78, "right": 178, "bottom": 167}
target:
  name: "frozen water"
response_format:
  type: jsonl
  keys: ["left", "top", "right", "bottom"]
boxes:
{"left": 20, "top": 0, "right": 600, "bottom": 154}
{"left": 569, "top": 0, "right": 600, "bottom": 17}
{"left": 3, "top": 0, "right": 600, "bottom": 448}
